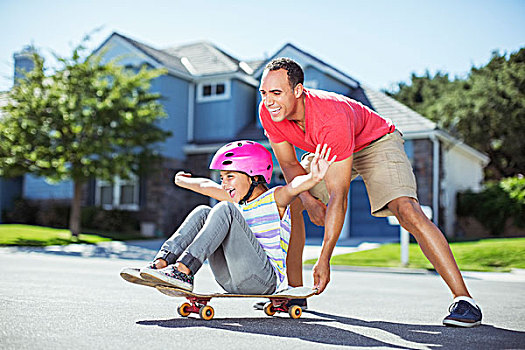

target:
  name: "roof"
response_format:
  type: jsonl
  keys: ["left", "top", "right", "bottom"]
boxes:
{"left": 97, "top": 33, "right": 254, "bottom": 78}
{"left": 244, "top": 59, "right": 266, "bottom": 73}
{"left": 163, "top": 41, "right": 243, "bottom": 76}
{"left": 361, "top": 85, "right": 436, "bottom": 134}
{"left": 361, "top": 85, "right": 488, "bottom": 163}
{"left": 103, "top": 33, "right": 190, "bottom": 76}
{"left": 253, "top": 43, "right": 360, "bottom": 89}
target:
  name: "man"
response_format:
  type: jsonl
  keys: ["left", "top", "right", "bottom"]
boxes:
{"left": 257, "top": 57, "right": 482, "bottom": 327}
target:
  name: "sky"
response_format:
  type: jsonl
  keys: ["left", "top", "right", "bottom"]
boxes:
{"left": 1, "top": 0, "right": 524, "bottom": 92}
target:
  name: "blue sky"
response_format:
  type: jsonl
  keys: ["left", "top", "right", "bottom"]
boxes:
{"left": 1, "top": 0, "right": 524, "bottom": 92}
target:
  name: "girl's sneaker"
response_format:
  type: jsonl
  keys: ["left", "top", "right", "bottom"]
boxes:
{"left": 120, "top": 262, "right": 158, "bottom": 287}
{"left": 140, "top": 265, "right": 194, "bottom": 291}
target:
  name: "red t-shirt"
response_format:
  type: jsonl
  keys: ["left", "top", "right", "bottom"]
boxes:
{"left": 259, "top": 89, "right": 395, "bottom": 160}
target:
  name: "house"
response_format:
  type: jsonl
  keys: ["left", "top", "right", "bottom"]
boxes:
{"left": 1, "top": 33, "right": 489, "bottom": 239}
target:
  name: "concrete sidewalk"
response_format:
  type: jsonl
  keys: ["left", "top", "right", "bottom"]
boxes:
{"left": 0, "top": 236, "right": 388, "bottom": 262}
{"left": 3, "top": 236, "right": 525, "bottom": 283}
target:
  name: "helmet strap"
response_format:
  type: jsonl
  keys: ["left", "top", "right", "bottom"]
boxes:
{"left": 239, "top": 176, "right": 266, "bottom": 205}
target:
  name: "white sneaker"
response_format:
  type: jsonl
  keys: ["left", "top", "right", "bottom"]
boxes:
{"left": 140, "top": 265, "right": 194, "bottom": 291}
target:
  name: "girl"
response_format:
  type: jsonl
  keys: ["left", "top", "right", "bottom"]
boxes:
{"left": 121, "top": 140, "right": 335, "bottom": 294}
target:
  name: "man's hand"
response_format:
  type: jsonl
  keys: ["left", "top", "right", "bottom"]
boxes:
{"left": 303, "top": 197, "right": 327, "bottom": 226}
{"left": 312, "top": 259, "right": 331, "bottom": 294}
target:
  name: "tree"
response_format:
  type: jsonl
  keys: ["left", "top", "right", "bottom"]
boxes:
{"left": 0, "top": 37, "right": 171, "bottom": 237}
{"left": 386, "top": 48, "right": 525, "bottom": 179}
{"left": 386, "top": 70, "right": 454, "bottom": 116}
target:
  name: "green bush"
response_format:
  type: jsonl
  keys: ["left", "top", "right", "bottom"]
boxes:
{"left": 3, "top": 199, "right": 38, "bottom": 225}
{"left": 457, "top": 176, "right": 525, "bottom": 235}
{"left": 36, "top": 202, "right": 70, "bottom": 228}
{"left": 500, "top": 176, "right": 525, "bottom": 227}
{"left": 4, "top": 200, "right": 140, "bottom": 234}
{"left": 81, "top": 206, "right": 140, "bottom": 233}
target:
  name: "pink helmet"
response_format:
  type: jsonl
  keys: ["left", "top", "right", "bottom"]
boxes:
{"left": 209, "top": 140, "right": 273, "bottom": 183}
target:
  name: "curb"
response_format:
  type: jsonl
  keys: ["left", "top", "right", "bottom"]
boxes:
{"left": 303, "top": 264, "right": 435, "bottom": 275}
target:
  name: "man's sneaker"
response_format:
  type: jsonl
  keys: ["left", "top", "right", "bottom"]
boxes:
{"left": 253, "top": 298, "right": 308, "bottom": 310}
{"left": 443, "top": 298, "right": 482, "bottom": 327}
{"left": 140, "top": 265, "right": 194, "bottom": 291}
{"left": 120, "top": 265, "right": 158, "bottom": 288}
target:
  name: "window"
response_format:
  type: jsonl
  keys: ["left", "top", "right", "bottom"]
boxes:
{"left": 215, "top": 83, "right": 225, "bottom": 95}
{"left": 197, "top": 80, "right": 231, "bottom": 102}
{"left": 203, "top": 84, "right": 212, "bottom": 96}
{"left": 95, "top": 175, "right": 139, "bottom": 210}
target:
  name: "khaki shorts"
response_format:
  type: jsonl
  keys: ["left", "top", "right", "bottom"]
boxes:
{"left": 301, "top": 130, "right": 418, "bottom": 217}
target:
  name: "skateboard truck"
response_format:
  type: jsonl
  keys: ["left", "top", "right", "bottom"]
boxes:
{"left": 263, "top": 298, "right": 302, "bottom": 319}
{"left": 177, "top": 297, "right": 215, "bottom": 321}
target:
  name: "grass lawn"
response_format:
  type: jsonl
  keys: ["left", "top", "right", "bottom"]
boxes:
{"left": 305, "top": 238, "right": 525, "bottom": 272}
{"left": 0, "top": 224, "right": 112, "bottom": 246}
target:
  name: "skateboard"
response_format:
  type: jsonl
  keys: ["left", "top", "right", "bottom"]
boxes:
{"left": 120, "top": 267, "right": 159, "bottom": 287}
{"left": 155, "top": 285, "right": 317, "bottom": 320}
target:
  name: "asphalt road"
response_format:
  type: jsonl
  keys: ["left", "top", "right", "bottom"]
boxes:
{"left": 1, "top": 248, "right": 524, "bottom": 349}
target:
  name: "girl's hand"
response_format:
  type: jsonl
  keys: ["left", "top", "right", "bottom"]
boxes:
{"left": 174, "top": 171, "right": 192, "bottom": 185}
{"left": 310, "top": 144, "right": 337, "bottom": 182}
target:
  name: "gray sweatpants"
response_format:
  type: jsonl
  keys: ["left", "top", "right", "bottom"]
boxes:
{"left": 155, "top": 201, "right": 277, "bottom": 294}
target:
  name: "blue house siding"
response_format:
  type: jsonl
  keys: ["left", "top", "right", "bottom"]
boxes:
{"left": 0, "top": 177, "right": 23, "bottom": 222}
{"left": 153, "top": 74, "right": 189, "bottom": 160}
{"left": 348, "top": 178, "right": 398, "bottom": 238}
{"left": 194, "top": 97, "right": 234, "bottom": 142}
{"left": 232, "top": 79, "right": 257, "bottom": 135}
{"left": 194, "top": 79, "right": 255, "bottom": 143}
{"left": 301, "top": 178, "right": 399, "bottom": 239}
{"left": 303, "top": 66, "right": 352, "bottom": 96}
{"left": 23, "top": 175, "right": 73, "bottom": 200}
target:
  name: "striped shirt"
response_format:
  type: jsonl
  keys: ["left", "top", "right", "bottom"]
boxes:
{"left": 235, "top": 187, "right": 291, "bottom": 285}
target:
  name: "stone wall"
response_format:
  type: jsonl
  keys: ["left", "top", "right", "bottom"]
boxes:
{"left": 411, "top": 138, "right": 433, "bottom": 208}
{"left": 143, "top": 154, "right": 214, "bottom": 236}
{"left": 457, "top": 216, "right": 525, "bottom": 238}
{"left": 411, "top": 138, "right": 448, "bottom": 230}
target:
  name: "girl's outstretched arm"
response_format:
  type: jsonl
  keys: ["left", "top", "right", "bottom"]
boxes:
{"left": 274, "top": 144, "right": 337, "bottom": 209}
{"left": 174, "top": 171, "right": 232, "bottom": 202}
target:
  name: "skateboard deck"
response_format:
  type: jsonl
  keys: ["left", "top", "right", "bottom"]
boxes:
{"left": 120, "top": 267, "right": 160, "bottom": 287}
{"left": 156, "top": 285, "right": 317, "bottom": 320}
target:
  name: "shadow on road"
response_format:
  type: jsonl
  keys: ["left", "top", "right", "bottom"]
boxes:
{"left": 137, "top": 310, "right": 525, "bottom": 349}
{"left": 1, "top": 240, "right": 161, "bottom": 261}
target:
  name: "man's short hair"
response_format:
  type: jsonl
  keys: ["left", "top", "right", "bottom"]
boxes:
{"left": 264, "top": 57, "right": 304, "bottom": 89}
